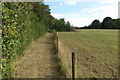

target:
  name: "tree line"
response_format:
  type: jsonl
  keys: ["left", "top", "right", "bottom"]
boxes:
{"left": 80, "top": 17, "right": 120, "bottom": 29}
{"left": 32, "top": 3, "right": 75, "bottom": 32}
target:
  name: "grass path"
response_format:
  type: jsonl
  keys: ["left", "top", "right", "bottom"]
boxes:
{"left": 14, "top": 33, "right": 65, "bottom": 78}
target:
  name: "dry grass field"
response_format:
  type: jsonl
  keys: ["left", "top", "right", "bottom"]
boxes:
{"left": 58, "top": 29, "right": 118, "bottom": 78}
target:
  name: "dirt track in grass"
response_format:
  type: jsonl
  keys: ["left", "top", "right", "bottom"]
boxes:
{"left": 14, "top": 33, "right": 65, "bottom": 78}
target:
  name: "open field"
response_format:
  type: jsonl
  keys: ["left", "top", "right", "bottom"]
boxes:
{"left": 58, "top": 29, "right": 118, "bottom": 78}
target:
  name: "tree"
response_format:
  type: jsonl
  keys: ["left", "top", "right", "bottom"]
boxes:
{"left": 101, "top": 17, "right": 112, "bottom": 29}
{"left": 113, "top": 19, "right": 120, "bottom": 29}
{"left": 104, "top": 19, "right": 116, "bottom": 29}
{"left": 91, "top": 19, "right": 101, "bottom": 29}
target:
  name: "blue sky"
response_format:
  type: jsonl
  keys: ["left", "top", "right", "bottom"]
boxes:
{"left": 44, "top": 0, "right": 119, "bottom": 27}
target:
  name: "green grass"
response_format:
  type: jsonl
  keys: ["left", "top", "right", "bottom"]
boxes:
{"left": 58, "top": 29, "right": 118, "bottom": 78}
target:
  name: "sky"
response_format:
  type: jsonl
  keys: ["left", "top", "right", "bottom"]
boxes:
{"left": 44, "top": 0, "right": 119, "bottom": 27}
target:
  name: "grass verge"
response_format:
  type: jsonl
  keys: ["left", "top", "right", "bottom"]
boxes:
{"left": 52, "top": 30, "right": 66, "bottom": 78}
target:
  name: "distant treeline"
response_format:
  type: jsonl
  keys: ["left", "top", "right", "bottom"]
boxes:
{"left": 80, "top": 17, "right": 120, "bottom": 29}
{"left": 49, "top": 17, "right": 75, "bottom": 32}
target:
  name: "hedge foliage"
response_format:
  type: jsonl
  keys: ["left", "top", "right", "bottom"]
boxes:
{"left": 2, "top": 2, "right": 50, "bottom": 78}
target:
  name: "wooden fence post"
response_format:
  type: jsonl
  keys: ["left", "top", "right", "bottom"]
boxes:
{"left": 72, "top": 52, "right": 75, "bottom": 80}
{"left": 56, "top": 33, "right": 59, "bottom": 53}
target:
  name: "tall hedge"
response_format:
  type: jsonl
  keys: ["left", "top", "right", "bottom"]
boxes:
{"left": 2, "top": 2, "right": 48, "bottom": 78}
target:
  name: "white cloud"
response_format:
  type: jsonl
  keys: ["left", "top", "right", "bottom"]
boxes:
{"left": 51, "top": 13, "right": 64, "bottom": 18}
{"left": 51, "top": 13, "right": 95, "bottom": 27}
{"left": 46, "top": 0, "right": 119, "bottom": 5}
{"left": 100, "top": 0, "right": 119, "bottom": 4}
{"left": 66, "top": 1, "right": 77, "bottom": 5}
{"left": 65, "top": 17, "right": 95, "bottom": 27}
{"left": 44, "top": 0, "right": 66, "bottom": 2}
{"left": 59, "top": 3, "right": 64, "bottom": 5}
{"left": 45, "top": 0, "right": 97, "bottom": 2}
{"left": 84, "top": 4, "right": 118, "bottom": 19}
{"left": 59, "top": 0, "right": 97, "bottom": 5}
{"left": 84, "top": 6, "right": 108, "bottom": 13}
{"left": 51, "top": 13, "right": 76, "bottom": 18}
{"left": 59, "top": 1, "right": 77, "bottom": 5}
